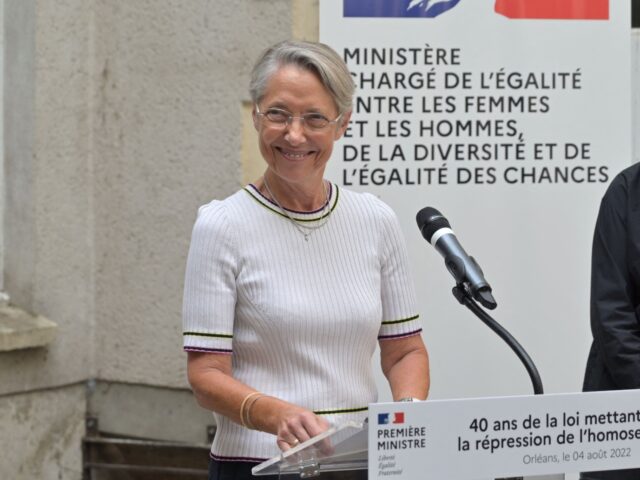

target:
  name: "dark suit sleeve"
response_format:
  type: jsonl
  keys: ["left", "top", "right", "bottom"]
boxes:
{"left": 590, "top": 180, "right": 640, "bottom": 389}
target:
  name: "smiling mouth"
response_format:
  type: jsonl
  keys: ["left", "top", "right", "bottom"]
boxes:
{"left": 276, "top": 147, "right": 314, "bottom": 160}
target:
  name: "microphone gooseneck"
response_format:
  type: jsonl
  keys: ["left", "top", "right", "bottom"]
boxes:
{"left": 416, "top": 206, "right": 543, "bottom": 395}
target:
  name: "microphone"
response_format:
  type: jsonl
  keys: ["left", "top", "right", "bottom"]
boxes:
{"left": 416, "top": 207, "right": 497, "bottom": 310}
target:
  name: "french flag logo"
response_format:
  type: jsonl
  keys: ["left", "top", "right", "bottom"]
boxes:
{"left": 495, "top": 0, "right": 609, "bottom": 20}
{"left": 378, "top": 412, "right": 405, "bottom": 424}
{"left": 344, "top": 0, "right": 462, "bottom": 18}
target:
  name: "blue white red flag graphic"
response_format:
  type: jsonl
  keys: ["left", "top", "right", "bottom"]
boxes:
{"left": 344, "top": 0, "right": 462, "bottom": 18}
{"left": 378, "top": 412, "right": 405, "bottom": 424}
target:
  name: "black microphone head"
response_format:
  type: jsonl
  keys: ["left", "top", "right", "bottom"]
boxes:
{"left": 416, "top": 207, "right": 451, "bottom": 242}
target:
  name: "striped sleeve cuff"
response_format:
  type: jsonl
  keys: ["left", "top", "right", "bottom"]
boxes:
{"left": 183, "top": 331, "right": 233, "bottom": 354}
{"left": 378, "top": 314, "right": 422, "bottom": 340}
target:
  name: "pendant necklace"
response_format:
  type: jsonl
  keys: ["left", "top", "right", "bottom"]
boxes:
{"left": 263, "top": 176, "right": 332, "bottom": 241}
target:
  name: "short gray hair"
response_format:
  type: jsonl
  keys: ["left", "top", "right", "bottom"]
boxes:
{"left": 249, "top": 40, "right": 354, "bottom": 115}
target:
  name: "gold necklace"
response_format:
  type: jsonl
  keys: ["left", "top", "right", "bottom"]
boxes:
{"left": 262, "top": 176, "right": 332, "bottom": 241}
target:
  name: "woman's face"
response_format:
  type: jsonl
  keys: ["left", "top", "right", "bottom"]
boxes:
{"left": 253, "top": 65, "right": 351, "bottom": 187}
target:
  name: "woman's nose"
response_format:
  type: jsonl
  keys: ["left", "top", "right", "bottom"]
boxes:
{"left": 284, "top": 118, "right": 307, "bottom": 144}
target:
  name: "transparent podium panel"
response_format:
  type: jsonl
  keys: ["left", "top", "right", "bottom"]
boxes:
{"left": 251, "top": 420, "right": 566, "bottom": 479}
{"left": 252, "top": 421, "right": 367, "bottom": 478}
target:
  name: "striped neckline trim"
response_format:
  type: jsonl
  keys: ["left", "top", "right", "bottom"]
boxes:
{"left": 244, "top": 182, "right": 339, "bottom": 222}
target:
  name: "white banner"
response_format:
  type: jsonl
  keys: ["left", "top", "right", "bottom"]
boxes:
{"left": 320, "top": 0, "right": 631, "bottom": 398}
{"left": 369, "top": 390, "right": 640, "bottom": 479}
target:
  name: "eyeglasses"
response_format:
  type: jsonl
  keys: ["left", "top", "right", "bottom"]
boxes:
{"left": 255, "top": 105, "right": 342, "bottom": 131}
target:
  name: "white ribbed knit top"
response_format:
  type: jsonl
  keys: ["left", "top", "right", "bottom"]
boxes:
{"left": 182, "top": 183, "right": 421, "bottom": 461}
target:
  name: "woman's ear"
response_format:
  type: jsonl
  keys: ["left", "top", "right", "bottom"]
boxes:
{"left": 335, "top": 110, "right": 352, "bottom": 140}
{"left": 252, "top": 106, "right": 259, "bottom": 131}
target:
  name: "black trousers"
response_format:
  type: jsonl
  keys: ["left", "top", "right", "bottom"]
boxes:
{"left": 580, "top": 469, "right": 640, "bottom": 480}
{"left": 208, "top": 459, "right": 367, "bottom": 480}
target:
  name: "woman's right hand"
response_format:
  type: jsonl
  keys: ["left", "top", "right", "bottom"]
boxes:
{"left": 187, "top": 353, "right": 331, "bottom": 451}
{"left": 275, "top": 404, "right": 330, "bottom": 451}
{"left": 253, "top": 399, "right": 330, "bottom": 451}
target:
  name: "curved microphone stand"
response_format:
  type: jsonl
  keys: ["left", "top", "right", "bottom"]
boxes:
{"left": 452, "top": 283, "right": 544, "bottom": 395}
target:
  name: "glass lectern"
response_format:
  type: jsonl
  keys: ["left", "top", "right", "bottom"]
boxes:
{"left": 251, "top": 420, "right": 563, "bottom": 480}
{"left": 252, "top": 421, "right": 367, "bottom": 479}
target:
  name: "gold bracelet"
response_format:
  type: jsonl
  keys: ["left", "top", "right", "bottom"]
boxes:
{"left": 245, "top": 394, "right": 270, "bottom": 430}
{"left": 239, "top": 392, "right": 262, "bottom": 428}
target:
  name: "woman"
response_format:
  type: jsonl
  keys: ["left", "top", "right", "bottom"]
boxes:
{"left": 183, "top": 40, "right": 429, "bottom": 480}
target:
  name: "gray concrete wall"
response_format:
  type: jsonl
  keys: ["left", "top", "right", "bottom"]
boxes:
{"left": 1, "top": 0, "right": 94, "bottom": 394}
{"left": 87, "top": 381, "right": 213, "bottom": 444}
{"left": 4, "top": 0, "right": 36, "bottom": 312}
{"left": 0, "top": 384, "right": 86, "bottom": 480}
{"left": 1, "top": 1, "right": 94, "bottom": 476}
{"left": 92, "top": 0, "right": 293, "bottom": 387}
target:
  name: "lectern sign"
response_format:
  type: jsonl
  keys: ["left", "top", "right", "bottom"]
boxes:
{"left": 369, "top": 390, "right": 640, "bottom": 479}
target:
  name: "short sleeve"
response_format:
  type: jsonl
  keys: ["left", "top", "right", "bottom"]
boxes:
{"left": 182, "top": 201, "right": 238, "bottom": 354}
{"left": 374, "top": 199, "right": 422, "bottom": 340}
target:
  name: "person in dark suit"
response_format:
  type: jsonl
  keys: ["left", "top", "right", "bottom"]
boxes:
{"left": 581, "top": 162, "right": 640, "bottom": 480}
